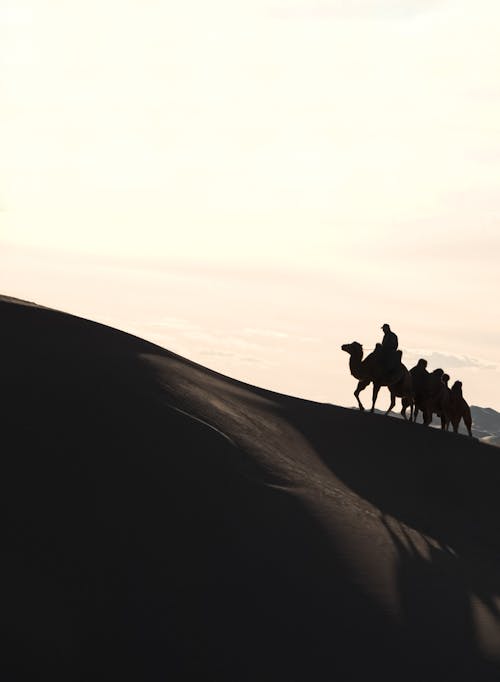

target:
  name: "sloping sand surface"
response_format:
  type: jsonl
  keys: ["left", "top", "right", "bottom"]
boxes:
{"left": 2, "top": 295, "right": 500, "bottom": 681}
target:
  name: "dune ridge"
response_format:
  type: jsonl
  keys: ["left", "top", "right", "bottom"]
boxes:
{"left": 2, "top": 294, "right": 500, "bottom": 681}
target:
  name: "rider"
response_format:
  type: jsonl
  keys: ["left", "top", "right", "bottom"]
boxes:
{"left": 381, "top": 323, "right": 398, "bottom": 352}
{"left": 379, "top": 323, "right": 400, "bottom": 371}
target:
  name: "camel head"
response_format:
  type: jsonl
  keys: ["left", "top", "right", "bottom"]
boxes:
{"left": 442, "top": 373, "right": 450, "bottom": 386}
{"left": 451, "top": 380, "right": 463, "bottom": 395}
{"left": 341, "top": 342, "right": 363, "bottom": 358}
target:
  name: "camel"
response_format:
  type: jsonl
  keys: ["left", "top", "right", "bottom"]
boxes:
{"left": 404, "top": 359, "right": 429, "bottom": 423}
{"left": 405, "top": 367, "right": 447, "bottom": 426}
{"left": 341, "top": 341, "right": 413, "bottom": 418}
{"left": 448, "top": 380, "right": 473, "bottom": 437}
{"left": 419, "top": 368, "right": 446, "bottom": 426}
{"left": 430, "top": 372, "right": 451, "bottom": 430}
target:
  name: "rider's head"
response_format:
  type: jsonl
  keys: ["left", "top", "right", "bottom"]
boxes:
{"left": 417, "top": 359, "right": 427, "bottom": 369}
{"left": 381, "top": 323, "right": 391, "bottom": 333}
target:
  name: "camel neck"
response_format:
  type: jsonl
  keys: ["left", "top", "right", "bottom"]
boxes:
{"left": 349, "top": 352, "right": 364, "bottom": 379}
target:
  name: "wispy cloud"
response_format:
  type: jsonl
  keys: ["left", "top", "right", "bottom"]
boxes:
{"left": 406, "top": 349, "right": 497, "bottom": 371}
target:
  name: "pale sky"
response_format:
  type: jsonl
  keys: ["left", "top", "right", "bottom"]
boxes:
{"left": 1, "top": 0, "right": 500, "bottom": 409}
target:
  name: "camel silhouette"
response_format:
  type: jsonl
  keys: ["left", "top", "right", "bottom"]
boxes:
{"left": 341, "top": 341, "right": 413, "bottom": 417}
{"left": 431, "top": 372, "right": 451, "bottom": 431}
{"left": 406, "top": 359, "right": 429, "bottom": 423}
{"left": 405, "top": 367, "right": 448, "bottom": 426}
{"left": 401, "top": 366, "right": 474, "bottom": 436}
{"left": 448, "top": 381, "right": 473, "bottom": 437}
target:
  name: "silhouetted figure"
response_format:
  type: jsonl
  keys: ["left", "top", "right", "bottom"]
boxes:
{"left": 432, "top": 373, "right": 451, "bottom": 431}
{"left": 341, "top": 341, "right": 413, "bottom": 417}
{"left": 422, "top": 368, "right": 445, "bottom": 426}
{"left": 406, "top": 366, "right": 446, "bottom": 426}
{"left": 377, "top": 323, "right": 400, "bottom": 373}
{"left": 410, "top": 359, "right": 429, "bottom": 388}
{"left": 381, "top": 323, "right": 398, "bottom": 352}
{"left": 406, "top": 359, "right": 430, "bottom": 423}
{"left": 449, "top": 381, "right": 473, "bottom": 437}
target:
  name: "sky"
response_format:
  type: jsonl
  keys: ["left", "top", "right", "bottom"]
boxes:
{"left": 1, "top": 0, "right": 500, "bottom": 409}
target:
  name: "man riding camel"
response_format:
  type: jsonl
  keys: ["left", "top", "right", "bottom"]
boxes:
{"left": 378, "top": 323, "right": 400, "bottom": 371}
{"left": 381, "top": 323, "right": 398, "bottom": 352}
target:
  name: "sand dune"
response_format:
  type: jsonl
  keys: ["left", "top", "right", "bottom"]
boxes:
{"left": 3, "top": 294, "right": 500, "bottom": 681}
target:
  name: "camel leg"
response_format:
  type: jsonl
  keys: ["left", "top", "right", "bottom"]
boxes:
{"left": 413, "top": 406, "right": 419, "bottom": 423}
{"left": 451, "top": 418, "right": 459, "bottom": 433}
{"left": 370, "top": 383, "right": 381, "bottom": 413}
{"left": 400, "top": 397, "right": 409, "bottom": 420}
{"left": 464, "top": 411, "right": 473, "bottom": 437}
{"left": 404, "top": 398, "right": 414, "bottom": 421}
{"left": 385, "top": 391, "right": 396, "bottom": 416}
{"left": 354, "top": 379, "right": 370, "bottom": 411}
{"left": 401, "top": 397, "right": 414, "bottom": 421}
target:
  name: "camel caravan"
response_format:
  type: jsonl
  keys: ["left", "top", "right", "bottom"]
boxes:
{"left": 341, "top": 324, "right": 473, "bottom": 436}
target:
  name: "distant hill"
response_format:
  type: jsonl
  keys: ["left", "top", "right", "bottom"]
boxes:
{"left": 431, "top": 405, "right": 500, "bottom": 444}
{"left": 368, "top": 404, "right": 500, "bottom": 446}
{"left": 470, "top": 406, "right": 500, "bottom": 442}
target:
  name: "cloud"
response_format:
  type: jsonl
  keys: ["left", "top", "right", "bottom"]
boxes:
{"left": 406, "top": 349, "right": 497, "bottom": 371}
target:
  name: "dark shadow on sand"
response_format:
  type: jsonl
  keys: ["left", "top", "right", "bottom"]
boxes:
{"left": 284, "top": 401, "right": 500, "bottom": 678}
{"left": 0, "top": 300, "right": 414, "bottom": 681}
